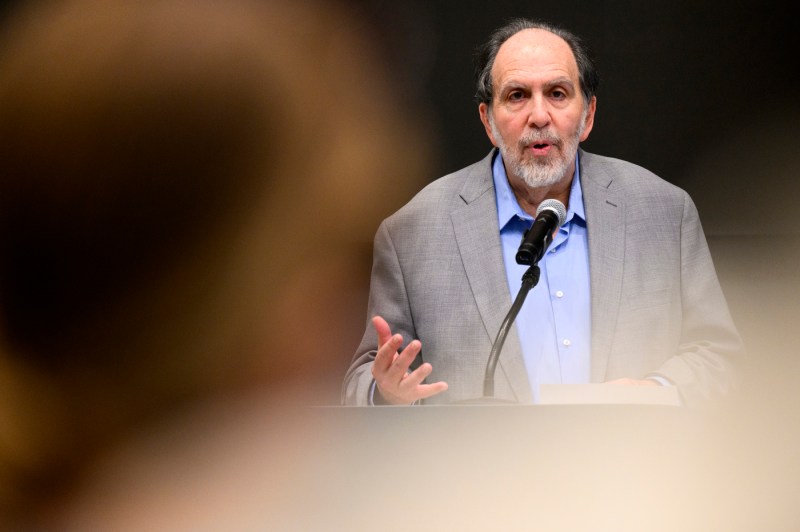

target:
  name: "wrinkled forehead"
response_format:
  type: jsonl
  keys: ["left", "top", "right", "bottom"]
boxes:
{"left": 492, "top": 28, "right": 579, "bottom": 86}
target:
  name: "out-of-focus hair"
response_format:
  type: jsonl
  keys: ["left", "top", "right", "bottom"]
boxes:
{"left": 0, "top": 0, "right": 431, "bottom": 521}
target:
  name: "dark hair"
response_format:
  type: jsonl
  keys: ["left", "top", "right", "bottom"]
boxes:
{"left": 474, "top": 19, "right": 599, "bottom": 106}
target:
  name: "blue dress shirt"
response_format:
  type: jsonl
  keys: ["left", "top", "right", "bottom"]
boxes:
{"left": 492, "top": 152, "right": 592, "bottom": 403}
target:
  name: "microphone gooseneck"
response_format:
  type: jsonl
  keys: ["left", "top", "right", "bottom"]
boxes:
{"left": 483, "top": 265, "right": 540, "bottom": 399}
{"left": 482, "top": 198, "right": 567, "bottom": 400}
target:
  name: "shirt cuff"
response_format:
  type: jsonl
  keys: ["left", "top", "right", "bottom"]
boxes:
{"left": 369, "top": 379, "right": 393, "bottom": 405}
{"left": 645, "top": 374, "right": 674, "bottom": 387}
{"left": 368, "top": 379, "right": 377, "bottom": 405}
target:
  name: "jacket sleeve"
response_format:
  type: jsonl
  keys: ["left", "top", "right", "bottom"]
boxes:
{"left": 341, "top": 219, "right": 419, "bottom": 405}
{"left": 652, "top": 191, "right": 745, "bottom": 405}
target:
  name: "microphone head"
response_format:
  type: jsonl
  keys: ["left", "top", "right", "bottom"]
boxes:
{"left": 536, "top": 199, "right": 567, "bottom": 227}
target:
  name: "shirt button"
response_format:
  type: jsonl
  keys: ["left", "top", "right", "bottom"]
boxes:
{"left": 562, "top": 339, "right": 571, "bottom": 347}
{"left": 555, "top": 290, "right": 564, "bottom": 298}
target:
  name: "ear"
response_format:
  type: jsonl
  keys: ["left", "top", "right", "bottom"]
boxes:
{"left": 579, "top": 96, "right": 596, "bottom": 142}
{"left": 478, "top": 102, "right": 499, "bottom": 147}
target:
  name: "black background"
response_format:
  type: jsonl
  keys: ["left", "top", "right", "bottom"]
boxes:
{"left": 3, "top": 0, "right": 797, "bottom": 233}
{"left": 347, "top": 0, "right": 799, "bottom": 235}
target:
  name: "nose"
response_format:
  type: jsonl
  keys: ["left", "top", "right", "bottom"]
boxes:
{"left": 526, "top": 95, "right": 550, "bottom": 129}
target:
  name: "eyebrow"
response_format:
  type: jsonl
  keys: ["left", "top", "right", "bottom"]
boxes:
{"left": 497, "top": 76, "right": 576, "bottom": 95}
{"left": 543, "top": 77, "right": 576, "bottom": 91}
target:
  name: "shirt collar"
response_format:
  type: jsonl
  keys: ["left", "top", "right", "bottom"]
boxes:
{"left": 492, "top": 151, "right": 585, "bottom": 231}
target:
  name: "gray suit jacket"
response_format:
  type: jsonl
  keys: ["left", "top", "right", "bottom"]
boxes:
{"left": 342, "top": 150, "right": 744, "bottom": 406}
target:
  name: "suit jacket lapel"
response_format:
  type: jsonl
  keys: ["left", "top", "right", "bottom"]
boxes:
{"left": 579, "top": 150, "right": 626, "bottom": 382}
{"left": 450, "top": 150, "right": 532, "bottom": 402}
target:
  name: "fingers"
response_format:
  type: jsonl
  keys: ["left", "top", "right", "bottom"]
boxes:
{"left": 385, "top": 339, "right": 421, "bottom": 380}
{"left": 401, "top": 358, "right": 432, "bottom": 387}
{"left": 371, "top": 315, "right": 392, "bottom": 348}
{"left": 397, "top": 362, "right": 448, "bottom": 401}
{"left": 369, "top": 316, "right": 448, "bottom": 404}
{"left": 401, "top": 363, "right": 448, "bottom": 395}
{"left": 371, "top": 316, "right": 421, "bottom": 376}
{"left": 604, "top": 378, "right": 633, "bottom": 385}
{"left": 373, "top": 332, "right": 401, "bottom": 373}
{"left": 373, "top": 336, "right": 420, "bottom": 390}
{"left": 416, "top": 381, "right": 449, "bottom": 400}
{"left": 371, "top": 315, "right": 399, "bottom": 373}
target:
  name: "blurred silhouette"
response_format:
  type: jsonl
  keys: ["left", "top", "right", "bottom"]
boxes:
{"left": 0, "top": 0, "right": 432, "bottom": 526}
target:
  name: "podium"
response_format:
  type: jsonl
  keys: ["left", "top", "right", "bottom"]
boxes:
{"left": 299, "top": 404, "right": 709, "bottom": 531}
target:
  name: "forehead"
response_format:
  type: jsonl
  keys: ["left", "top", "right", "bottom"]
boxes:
{"left": 492, "top": 28, "right": 579, "bottom": 87}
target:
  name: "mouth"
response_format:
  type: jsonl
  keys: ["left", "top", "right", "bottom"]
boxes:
{"left": 528, "top": 142, "right": 553, "bottom": 156}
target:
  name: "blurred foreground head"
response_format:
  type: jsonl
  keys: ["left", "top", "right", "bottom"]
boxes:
{"left": 0, "top": 0, "right": 430, "bottom": 518}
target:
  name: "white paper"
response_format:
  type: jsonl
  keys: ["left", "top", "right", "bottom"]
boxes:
{"left": 539, "top": 383, "right": 681, "bottom": 406}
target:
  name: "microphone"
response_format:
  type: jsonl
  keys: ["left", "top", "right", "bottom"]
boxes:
{"left": 515, "top": 199, "right": 567, "bottom": 266}
{"left": 457, "top": 198, "right": 568, "bottom": 404}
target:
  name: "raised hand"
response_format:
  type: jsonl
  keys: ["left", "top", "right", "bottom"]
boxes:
{"left": 370, "top": 316, "right": 448, "bottom": 405}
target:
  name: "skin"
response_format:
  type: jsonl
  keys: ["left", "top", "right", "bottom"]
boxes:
{"left": 372, "top": 29, "right": 654, "bottom": 404}
{"left": 478, "top": 28, "right": 595, "bottom": 216}
{"left": 371, "top": 316, "right": 447, "bottom": 404}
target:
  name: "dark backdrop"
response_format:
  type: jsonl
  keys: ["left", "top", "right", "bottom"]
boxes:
{"left": 350, "top": 0, "right": 798, "bottom": 235}
{"left": 2, "top": 0, "right": 796, "bottom": 232}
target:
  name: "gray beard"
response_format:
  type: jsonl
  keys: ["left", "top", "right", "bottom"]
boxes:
{"left": 489, "top": 109, "right": 586, "bottom": 189}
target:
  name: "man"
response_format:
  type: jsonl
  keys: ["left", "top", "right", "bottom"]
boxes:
{"left": 342, "top": 19, "right": 743, "bottom": 406}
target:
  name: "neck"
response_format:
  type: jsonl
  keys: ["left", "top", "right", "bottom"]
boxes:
{"left": 508, "top": 171, "right": 573, "bottom": 218}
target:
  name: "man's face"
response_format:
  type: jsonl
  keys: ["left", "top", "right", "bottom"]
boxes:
{"left": 479, "top": 29, "right": 596, "bottom": 190}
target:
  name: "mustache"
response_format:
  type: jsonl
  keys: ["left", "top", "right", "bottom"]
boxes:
{"left": 518, "top": 130, "right": 561, "bottom": 148}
